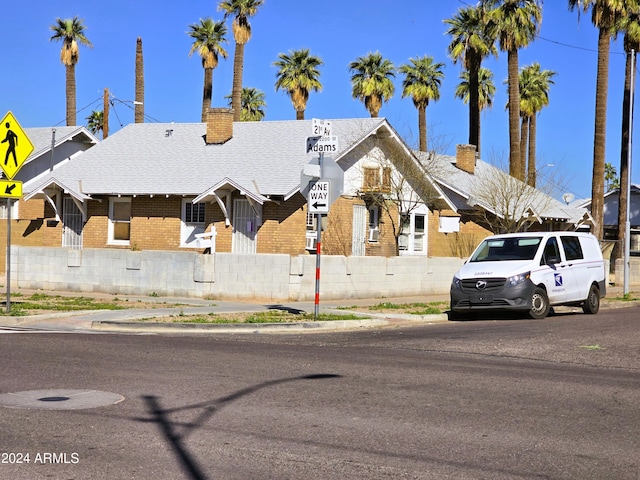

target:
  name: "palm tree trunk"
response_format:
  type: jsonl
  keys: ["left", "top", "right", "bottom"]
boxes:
{"left": 232, "top": 42, "right": 245, "bottom": 122}
{"left": 135, "top": 37, "right": 144, "bottom": 124}
{"left": 520, "top": 116, "right": 528, "bottom": 177}
{"left": 507, "top": 49, "right": 521, "bottom": 180}
{"left": 202, "top": 67, "right": 213, "bottom": 123}
{"left": 528, "top": 114, "right": 537, "bottom": 187}
{"left": 296, "top": 109, "right": 305, "bottom": 120}
{"left": 469, "top": 56, "right": 481, "bottom": 153}
{"left": 66, "top": 64, "right": 76, "bottom": 126}
{"left": 616, "top": 48, "right": 635, "bottom": 260}
{"left": 418, "top": 105, "right": 427, "bottom": 152}
{"left": 591, "top": 28, "right": 611, "bottom": 241}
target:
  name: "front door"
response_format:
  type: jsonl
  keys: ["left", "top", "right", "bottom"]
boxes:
{"left": 352, "top": 205, "right": 366, "bottom": 256}
{"left": 62, "top": 197, "right": 83, "bottom": 249}
{"left": 232, "top": 199, "right": 258, "bottom": 253}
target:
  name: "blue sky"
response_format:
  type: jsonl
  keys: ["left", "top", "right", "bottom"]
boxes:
{"left": 0, "top": 1, "right": 637, "bottom": 199}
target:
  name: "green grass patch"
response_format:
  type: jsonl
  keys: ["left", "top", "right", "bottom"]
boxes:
{"left": 5, "top": 293, "right": 125, "bottom": 316}
{"left": 156, "top": 310, "right": 365, "bottom": 324}
{"left": 367, "top": 301, "right": 445, "bottom": 315}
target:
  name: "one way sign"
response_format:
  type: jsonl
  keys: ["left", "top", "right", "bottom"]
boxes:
{"left": 308, "top": 181, "right": 330, "bottom": 213}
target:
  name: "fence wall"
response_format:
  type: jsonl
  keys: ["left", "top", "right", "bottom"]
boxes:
{"left": 9, "top": 246, "right": 465, "bottom": 301}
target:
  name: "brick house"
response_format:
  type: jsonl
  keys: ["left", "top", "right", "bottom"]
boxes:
{"left": 19, "top": 110, "right": 590, "bottom": 260}
{"left": 0, "top": 126, "right": 98, "bottom": 267}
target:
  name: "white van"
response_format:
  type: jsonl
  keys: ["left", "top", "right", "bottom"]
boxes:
{"left": 450, "top": 232, "right": 606, "bottom": 319}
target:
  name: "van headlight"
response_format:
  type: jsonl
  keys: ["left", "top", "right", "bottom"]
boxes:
{"left": 506, "top": 272, "right": 530, "bottom": 287}
{"left": 451, "top": 275, "right": 462, "bottom": 290}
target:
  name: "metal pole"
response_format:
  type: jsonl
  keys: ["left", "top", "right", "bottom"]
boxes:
{"left": 6, "top": 198, "right": 11, "bottom": 313}
{"left": 624, "top": 49, "right": 635, "bottom": 296}
{"left": 314, "top": 152, "right": 325, "bottom": 319}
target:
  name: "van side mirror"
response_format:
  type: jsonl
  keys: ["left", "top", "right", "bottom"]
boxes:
{"left": 547, "top": 255, "right": 560, "bottom": 266}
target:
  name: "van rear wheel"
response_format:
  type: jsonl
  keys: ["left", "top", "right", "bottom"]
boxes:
{"left": 529, "top": 287, "right": 550, "bottom": 319}
{"left": 582, "top": 284, "right": 600, "bottom": 314}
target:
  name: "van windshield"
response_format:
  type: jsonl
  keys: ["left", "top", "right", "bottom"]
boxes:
{"left": 470, "top": 237, "right": 542, "bottom": 262}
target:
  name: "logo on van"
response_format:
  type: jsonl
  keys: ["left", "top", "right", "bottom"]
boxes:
{"left": 476, "top": 280, "right": 487, "bottom": 290}
{"left": 554, "top": 273, "right": 563, "bottom": 286}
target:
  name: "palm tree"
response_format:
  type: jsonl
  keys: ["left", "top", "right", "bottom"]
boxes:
{"left": 487, "top": 0, "right": 542, "bottom": 182}
{"left": 218, "top": 0, "right": 264, "bottom": 122}
{"left": 349, "top": 52, "right": 396, "bottom": 118}
{"left": 273, "top": 49, "right": 323, "bottom": 120}
{"left": 86, "top": 110, "right": 104, "bottom": 138}
{"left": 399, "top": 56, "right": 445, "bottom": 152}
{"left": 569, "top": 0, "right": 637, "bottom": 240}
{"left": 49, "top": 17, "right": 93, "bottom": 126}
{"left": 225, "top": 87, "right": 266, "bottom": 121}
{"left": 188, "top": 18, "right": 228, "bottom": 122}
{"left": 135, "top": 37, "right": 145, "bottom": 124}
{"left": 517, "top": 63, "right": 556, "bottom": 187}
{"left": 615, "top": 9, "right": 640, "bottom": 260}
{"left": 454, "top": 67, "right": 496, "bottom": 156}
{"left": 444, "top": 2, "right": 497, "bottom": 156}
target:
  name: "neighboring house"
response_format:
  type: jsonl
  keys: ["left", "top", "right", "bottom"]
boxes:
{"left": 582, "top": 185, "right": 640, "bottom": 254}
{"left": 0, "top": 126, "right": 98, "bottom": 267}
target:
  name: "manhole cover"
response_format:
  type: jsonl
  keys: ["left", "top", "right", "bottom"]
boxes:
{"left": 0, "top": 389, "right": 124, "bottom": 410}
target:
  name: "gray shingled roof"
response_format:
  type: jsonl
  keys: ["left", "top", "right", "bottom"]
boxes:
{"left": 25, "top": 118, "right": 387, "bottom": 200}
{"left": 24, "top": 126, "right": 97, "bottom": 161}
{"left": 418, "top": 151, "right": 591, "bottom": 226}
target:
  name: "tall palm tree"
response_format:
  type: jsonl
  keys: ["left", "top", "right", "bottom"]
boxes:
{"left": 487, "top": 0, "right": 542, "bottom": 182}
{"left": 399, "top": 56, "right": 445, "bottom": 152}
{"left": 135, "top": 37, "right": 145, "bottom": 124}
{"left": 218, "top": 0, "right": 264, "bottom": 122}
{"left": 225, "top": 87, "right": 266, "bottom": 121}
{"left": 444, "top": 2, "right": 497, "bottom": 156}
{"left": 517, "top": 63, "right": 556, "bottom": 187}
{"left": 273, "top": 49, "right": 323, "bottom": 120}
{"left": 188, "top": 18, "right": 228, "bottom": 122}
{"left": 569, "top": 0, "right": 637, "bottom": 240}
{"left": 454, "top": 67, "right": 496, "bottom": 156}
{"left": 349, "top": 52, "right": 396, "bottom": 118}
{"left": 49, "top": 17, "right": 93, "bottom": 126}
{"left": 615, "top": 9, "right": 640, "bottom": 260}
{"left": 86, "top": 110, "right": 104, "bottom": 138}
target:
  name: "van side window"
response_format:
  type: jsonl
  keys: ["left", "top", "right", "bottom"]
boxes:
{"left": 541, "top": 237, "right": 560, "bottom": 265}
{"left": 562, "top": 236, "right": 584, "bottom": 261}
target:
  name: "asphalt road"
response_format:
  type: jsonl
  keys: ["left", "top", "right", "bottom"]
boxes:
{"left": 1, "top": 306, "right": 639, "bottom": 479}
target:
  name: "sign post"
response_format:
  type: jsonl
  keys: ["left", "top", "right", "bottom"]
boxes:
{"left": 0, "top": 111, "right": 33, "bottom": 312}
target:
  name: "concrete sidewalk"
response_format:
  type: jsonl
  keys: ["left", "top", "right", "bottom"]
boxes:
{"left": 0, "top": 286, "right": 636, "bottom": 334}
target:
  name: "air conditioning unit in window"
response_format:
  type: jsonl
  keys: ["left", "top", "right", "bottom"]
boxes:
{"left": 368, "top": 228, "right": 380, "bottom": 242}
{"left": 398, "top": 234, "right": 409, "bottom": 250}
{"left": 305, "top": 231, "right": 318, "bottom": 251}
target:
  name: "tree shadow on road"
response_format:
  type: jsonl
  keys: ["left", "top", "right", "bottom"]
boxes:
{"left": 141, "top": 373, "right": 342, "bottom": 480}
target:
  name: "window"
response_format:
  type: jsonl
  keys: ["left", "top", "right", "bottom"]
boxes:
{"left": 399, "top": 212, "right": 427, "bottom": 254}
{"left": 108, "top": 197, "right": 131, "bottom": 245}
{"left": 0, "top": 200, "right": 18, "bottom": 219}
{"left": 561, "top": 236, "right": 584, "bottom": 261}
{"left": 368, "top": 206, "right": 380, "bottom": 242}
{"left": 362, "top": 166, "right": 392, "bottom": 193}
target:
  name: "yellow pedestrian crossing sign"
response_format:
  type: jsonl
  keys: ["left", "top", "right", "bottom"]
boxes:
{"left": 0, "top": 179, "right": 22, "bottom": 199}
{"left": 0, "top": 111, "right": 34, "bottom": 180}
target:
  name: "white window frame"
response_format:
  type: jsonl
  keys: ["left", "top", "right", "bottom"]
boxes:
{"left": 0, "top": 200, "right": 19, "bottom": 220}
{"left": 399, "top": 210, "right": 428, "bottom": 256}
{"left": 108, "top": 197, "right": 132, "bottom": 246}
{"left": 368, "top": 206, "right": 380, "bottom": 242}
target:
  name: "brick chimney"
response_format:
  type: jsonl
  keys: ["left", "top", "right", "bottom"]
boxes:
{"left": 455, "top": 144, "right": 476, "bottom": 174}
{"left": 206, "top": 108, "right": 234, "bottom": 144}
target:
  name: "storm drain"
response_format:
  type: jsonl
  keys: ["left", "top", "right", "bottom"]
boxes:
{"left": 0, "top": 389, "right": 125, "bottom": 410}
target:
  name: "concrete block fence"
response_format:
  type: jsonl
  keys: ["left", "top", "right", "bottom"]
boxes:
{"left": 9, "top": 246, "right": 466, "bottom": 301}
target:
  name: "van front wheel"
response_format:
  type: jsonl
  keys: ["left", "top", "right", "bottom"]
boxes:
{"left": 582, "top": 284, "right": 600, "bottom": 314}
{"left": 529, "top": 287, "right": 550, "bottom": 319}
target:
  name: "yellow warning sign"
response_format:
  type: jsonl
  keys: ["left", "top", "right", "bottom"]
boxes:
{"left": 0, "top": 111, "right": 34, "bottom": 180}
{"left": 0, "top": 179, "right": 22, "bottom": 199}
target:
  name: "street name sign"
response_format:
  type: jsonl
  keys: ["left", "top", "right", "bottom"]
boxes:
{"left": 308, "top": 181, "right": 330, "bottom": 213}
{"left": 0, "top": 180, "right": 22, "bottom": 199}
{"left": 306, "top": 135, "right": 339, "bottom": 154}
{"left": 311, "top": 118, "right": 332, "bottom": 137}
{"left": 0, "top": 111, "right": 34, "bottom": 180}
